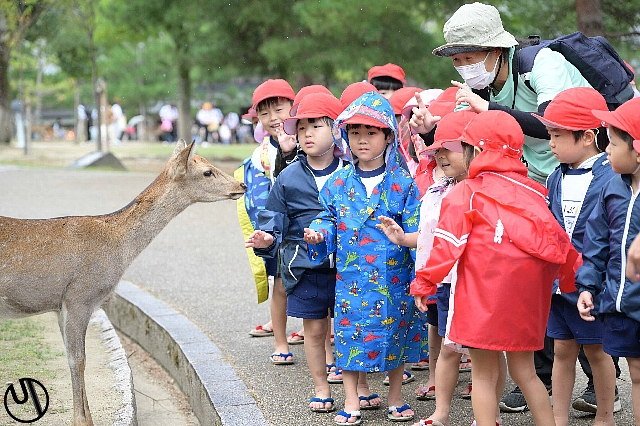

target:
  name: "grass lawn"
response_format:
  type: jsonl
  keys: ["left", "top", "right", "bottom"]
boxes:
{"left": 0, "top": 140, "right": 257, "bottom": 173}
{"left": 0, "top": 318, "right": 59, "bottom": 382}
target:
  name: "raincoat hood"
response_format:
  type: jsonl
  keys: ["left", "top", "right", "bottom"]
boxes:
{"left": 333, "top": 91, "right": 401, "bottom": 173}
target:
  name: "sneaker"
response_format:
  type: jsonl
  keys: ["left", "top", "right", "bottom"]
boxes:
{"left": 499, "top": 384, "right": 552, "bottom": 413}
{"left": 572, "top": 384, "right": 622, "bottom": 413}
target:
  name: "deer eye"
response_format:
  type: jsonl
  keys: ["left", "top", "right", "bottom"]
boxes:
{"left": 204, "top": 170, "right": 213, "bottom": 177}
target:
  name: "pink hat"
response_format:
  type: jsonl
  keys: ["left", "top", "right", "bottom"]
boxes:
{"left": 340, "top": 82, "right": 378, "bottom": 109}
{"left": 532, "top": 87, "right": 607, "bottom": 131}
{"left": 592, "top": 98, "right": 640, "bottom": 153}
{"left": 368, "top": 63, "right": 407, "bottom": 84}
{"left": 283, "top": 93, "right": 344, "bottom": 135}
{"left": 252, "top": 79, "right": 295, "bottom": 110}
{"left": 389, "top": 86, "right": 422, "bottom": 115}
{"left": 290, "top": 85, "right": 333, "bottom": 116}
{"left": 242, "top": 108, "right": 257, "bottom": 121}
{"left": 401, "top": 89, "right": 445, "bottom": 120}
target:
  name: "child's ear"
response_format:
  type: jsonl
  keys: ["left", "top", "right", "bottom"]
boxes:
{"left": 582, "top": 129, "right": 596, "bottom": 147}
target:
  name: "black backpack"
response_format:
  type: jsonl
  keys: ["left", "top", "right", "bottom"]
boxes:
{"left": 513, "top": 32, "right": 634, "bottom": 110}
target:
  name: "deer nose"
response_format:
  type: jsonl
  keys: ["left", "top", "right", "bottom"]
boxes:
{"left": 240, "top": 183, "right": 247, "bottom": 190}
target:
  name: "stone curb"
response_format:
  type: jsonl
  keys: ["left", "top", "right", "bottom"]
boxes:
{"left": 104, "top": 280, "right": 268, "bottom": 426}
{"left": 89, "top": 309, "right": 138, "bottom": 426}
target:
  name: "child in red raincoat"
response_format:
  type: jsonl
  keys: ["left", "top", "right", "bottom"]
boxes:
{"left": 412, "top": 110, "right": 578, "bottom": 426}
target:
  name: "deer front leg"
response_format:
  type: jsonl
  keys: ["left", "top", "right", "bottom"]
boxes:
{"left": 58, "top": 305, "right": 94, "bottom": 426}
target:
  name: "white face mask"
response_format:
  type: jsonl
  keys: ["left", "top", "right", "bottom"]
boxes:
{"left": 455, "top": 52, "right": 500, "bottom": 90}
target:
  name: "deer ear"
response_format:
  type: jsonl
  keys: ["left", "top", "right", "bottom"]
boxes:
{"left": 168, "top": 140, "right": 196, "bottom": 179}
{"left": 171, "top": 139, "right": 187, "bottom": 159}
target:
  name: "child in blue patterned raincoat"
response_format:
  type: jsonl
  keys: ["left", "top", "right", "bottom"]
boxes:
{"left": 304, "top": 91, "right": 422, "bottom": 425}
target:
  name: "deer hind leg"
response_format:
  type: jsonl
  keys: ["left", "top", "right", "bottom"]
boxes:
{"left": 57, "top": 303, "right": 94, "bottom": 426}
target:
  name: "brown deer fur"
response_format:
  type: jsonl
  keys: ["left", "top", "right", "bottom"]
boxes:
{"left": 0, "top": 140, "right": 245, "bottom": 425}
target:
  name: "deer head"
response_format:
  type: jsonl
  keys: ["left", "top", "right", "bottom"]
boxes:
{"left": 166, "top": 140, "right": 246, "bottom": 202}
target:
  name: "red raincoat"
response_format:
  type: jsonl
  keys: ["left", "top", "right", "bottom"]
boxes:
{"left": 412, "top": 149, "right": 578, "bottom": 352}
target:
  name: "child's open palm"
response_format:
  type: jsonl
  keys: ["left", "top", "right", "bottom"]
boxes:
{"left": 245, "top": 230, "right": 274, "bottom": 249}
{"left": 303, "top": 228, "right": 325, "bottom": 244}
{"left": 376, "top": 215, "right": 406, "bottom": 245}
{"left": 275, "top": 125, "right": 297, "bottom": 154}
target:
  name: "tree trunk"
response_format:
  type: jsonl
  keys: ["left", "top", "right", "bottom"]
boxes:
{"left": 575, "top": 0, "right": 604, "bottom": 36}
{"left": 0, "top": 39, "right": 14, "bottom": 143}
{"left": 176, "top": 53, "right": 192, "bottom": 143}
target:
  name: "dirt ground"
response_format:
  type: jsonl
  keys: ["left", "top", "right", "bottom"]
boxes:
{"left": 117, "top": 333, "right": 199, "bottom": 426}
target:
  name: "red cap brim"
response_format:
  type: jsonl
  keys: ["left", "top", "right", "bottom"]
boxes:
{"left": 341, "top": 114, "right": 389, "bottom": 129}
{"left": 531, "top": 113, "right": 585, "bottom": 131}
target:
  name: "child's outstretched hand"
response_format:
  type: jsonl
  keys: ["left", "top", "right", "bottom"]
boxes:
{"left": 275, "top": 125, "right": 297, "bottom": 154}
{"left": 303, "top": 228, "right": 325, "bottom": 244}
{"left": 577, "top": 291, "right": 596, "bottom": 322}
{"left": 414, "top": 295, "right": 429, "bottom": 313}
{"left": 377, "top": 215, "right": 406, "bottom": 245}
{"left": 409, "top": 92, "right": 440, "bottom": 134}
{"left": 245, "top": 230, "right": 274, "bottom": 249}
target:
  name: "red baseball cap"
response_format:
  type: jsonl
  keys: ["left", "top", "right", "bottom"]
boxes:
{"left": 427, "top": 110, "right": 478, "bottom": 154}
{"left": 283, "top": 93, "right": 344, "bottom": 135}
{"left": 342, "top": 114, "right": 390, "bottom": 129}
{"left": 463, "top": 110, "right": 524, "bottom": 158}
{"left": 427, "top": 87, "right": 458, "bottom": 119}
{"left": 389, "top": 86, "right": 422, "bottom": 115}
{"left": 592, "top": 97, "right": 640, "bottom": 152}
{"left": 340, "top": 82, "right": 378, "bottom": 109}
{"left": 367, "top": 63, "right": 406, "bottom": 84}
{"left": 532, "top": 87, "right": 607, "bottom": 131}
{"left": 290, "top": 85, "right": 333, "bottom": 116}
{"left": 252, "top": 79, "right": 295, "bottom": 110}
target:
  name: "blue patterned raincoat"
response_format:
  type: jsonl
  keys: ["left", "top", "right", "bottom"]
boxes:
{"left": 307, "top": 92, "right": 422, "bottom": 372}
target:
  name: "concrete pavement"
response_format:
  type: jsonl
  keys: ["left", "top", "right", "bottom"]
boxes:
{"left": 0, "top": 165, "right": 634, "bottom": 426}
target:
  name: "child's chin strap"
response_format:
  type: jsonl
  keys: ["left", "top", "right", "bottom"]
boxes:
{"left": 308, "top": 146, "right": 334, "bottom": 157}
{"left": 370, "top": 150, "right": 385, "bottom": 161}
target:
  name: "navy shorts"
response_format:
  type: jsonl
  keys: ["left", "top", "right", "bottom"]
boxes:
{"left": 286, "top": 270, "right": 336, "bottom": 320}
{"left": 437, "top": 284, "right": 451, "bottom": 338}
{"left": 426, "top": 302, "right": 439, "bottom": 327}
{"left": 602, "top": 312, "right": 640, "bottom": 358}
{"left": 265, "top": 257, "right": 277, "bottom": 277}
{"left": 547, "top": 294, "right": 603, "bottom": 344}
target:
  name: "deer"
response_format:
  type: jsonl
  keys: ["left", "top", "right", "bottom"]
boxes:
{"left": 0, "top": 139, "right": 246, "bottom": 426}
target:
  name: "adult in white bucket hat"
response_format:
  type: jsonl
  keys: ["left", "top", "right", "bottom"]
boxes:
{"left": 412, "top": 2, "right": 591, "bottom": 185}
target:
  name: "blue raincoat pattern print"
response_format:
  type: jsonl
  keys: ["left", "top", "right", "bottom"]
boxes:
{"left": 307, "top": 91, "right": 422, "bottom": 373}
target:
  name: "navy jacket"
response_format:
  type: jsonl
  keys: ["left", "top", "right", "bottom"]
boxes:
{"left": 547, "top": 156, "right": 615, "bottom": 304}
{"left": 254, "top": 154, "right": 342, "bottom": 294}
{"left": 576, "top": 173, "right": 640, "bottom": 323}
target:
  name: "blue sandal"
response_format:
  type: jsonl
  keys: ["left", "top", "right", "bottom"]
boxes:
{"left": 327, "top": 366, "right": 343, "bottom": 384}
{"left": 359, "top": 393, "right": 381, "bottom": 410}
{"left": 269, "top": 352, "right": 293, "bottom": 365}
{"left": 388, "top": 404, "right": 414, "bottom": 422}
{"left": 383, "top": 370, "right": 415, "bottom": 386}
{"left": 335, "top": 410, "right": 362, "bottom": 425}
{"left": 310, "top": 397, "right": 335, "bottom": 413}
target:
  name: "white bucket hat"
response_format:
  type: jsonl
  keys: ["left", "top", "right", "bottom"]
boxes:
{"left": 433, "top": 2, "right": 518, "bottom": 57}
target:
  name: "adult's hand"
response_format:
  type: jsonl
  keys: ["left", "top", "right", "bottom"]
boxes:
{"left": 451, "top": 81, "right": 489, "bottom": 113}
